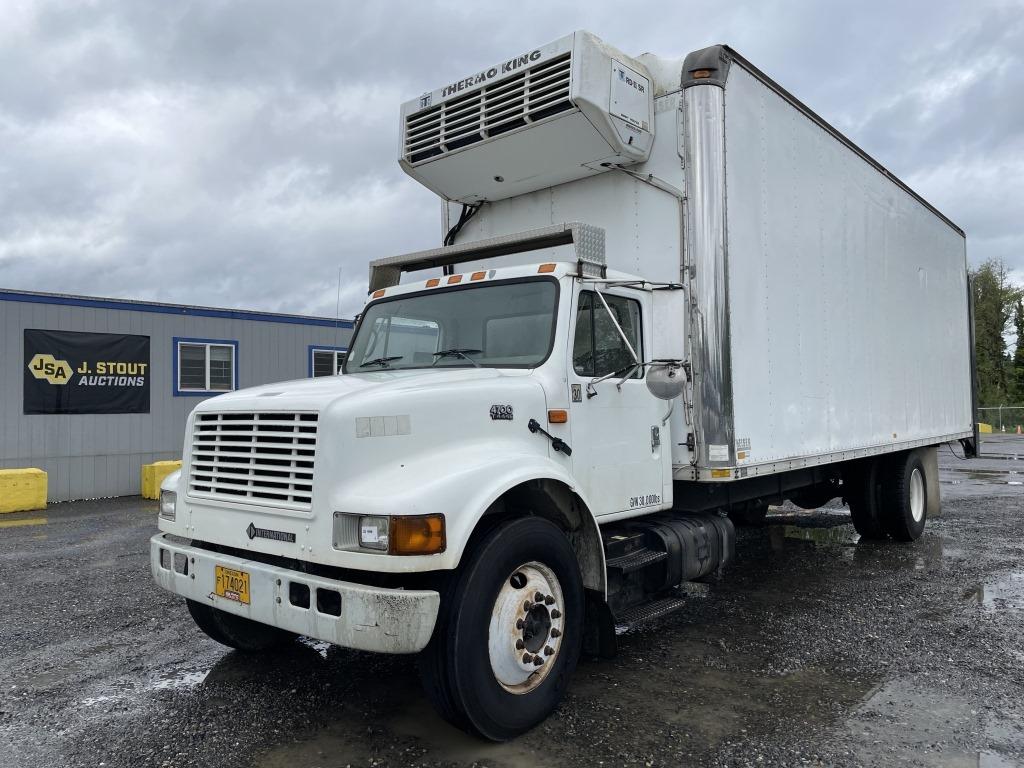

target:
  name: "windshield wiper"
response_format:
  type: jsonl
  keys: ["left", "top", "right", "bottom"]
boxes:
{"left": 432, "top": 348, "right": 482, "bottom": 368}
{"left": 358, "top": 355, "right": 403, "bottom": 368}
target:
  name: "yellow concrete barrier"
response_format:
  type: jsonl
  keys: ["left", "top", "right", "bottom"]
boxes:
{"left": 977, "top": 422, "right": 993, "bottom": 434}
{"left": 0, "top": 468, "right": 48, "bottom": 513}
{"left": 142, "top": 460, "right": 182, "bottom": 500}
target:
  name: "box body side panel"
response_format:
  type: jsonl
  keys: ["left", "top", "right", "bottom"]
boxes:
{"left": 723, "top": 65, "right": 972, "bottom": 466}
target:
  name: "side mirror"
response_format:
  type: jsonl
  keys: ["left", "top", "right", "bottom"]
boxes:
{"left": 646, "top": 362, "right": 686, "bottom": 400}
{"left": 650, "top": 287, "right": 686, "bottom": 360}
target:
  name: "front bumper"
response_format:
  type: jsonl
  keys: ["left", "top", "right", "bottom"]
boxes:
{"left": 150, "top": 534, "right": 440, "bottom": 654}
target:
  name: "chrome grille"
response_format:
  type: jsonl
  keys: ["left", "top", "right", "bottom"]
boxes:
{"left": 189, "top": 412, "right": 318, "bottom": 512}
{"left": 404, "top": 52, "right": 574, "bottom": 164}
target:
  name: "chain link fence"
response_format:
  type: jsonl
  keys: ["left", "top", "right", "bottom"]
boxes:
{"left": 977, "top": 406, "right": 1024, "bottom": 433}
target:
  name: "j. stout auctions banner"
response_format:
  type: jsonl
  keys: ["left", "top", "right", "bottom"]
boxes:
{"left": 24, "top": 329, "right": 151, "bottom": 414}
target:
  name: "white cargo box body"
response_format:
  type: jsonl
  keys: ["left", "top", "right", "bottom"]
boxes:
{"left": 680, "top": 48, "right": 972, "bottom": 479}
{"left": 395, "top": 36, "right": 973, "bottom": 482}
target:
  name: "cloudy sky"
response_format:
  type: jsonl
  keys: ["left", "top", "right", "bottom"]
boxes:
{"left": 2, "top": 0, "right": 1022, "bottom": 319}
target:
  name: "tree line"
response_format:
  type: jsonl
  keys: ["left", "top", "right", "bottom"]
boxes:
{"left": 971, "top": 259, "right": 1024, "bottom": 407}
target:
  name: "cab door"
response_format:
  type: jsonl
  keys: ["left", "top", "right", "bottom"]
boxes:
{"left": 566, "top": 285, "right": 671, "bottom": 518}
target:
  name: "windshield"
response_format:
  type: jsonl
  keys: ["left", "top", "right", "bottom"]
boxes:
{"left": 345, "top": 278, "right": 558, "bottom": 371}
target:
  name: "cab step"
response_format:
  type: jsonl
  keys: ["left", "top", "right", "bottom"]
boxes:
{"left": 605, "top": 547, "right": 668, "bottom": 573}
{"left": 614, "top": 596, "right": 687, "bottom": 632}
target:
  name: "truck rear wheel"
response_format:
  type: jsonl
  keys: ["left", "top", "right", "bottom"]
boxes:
{"left": 845, "top": 459, "right": 888, "bottom": 540}
{"left": 186, "top": 599, "right": 297, "bottom": 653}
{"left": 880, "top": 451, "right": 928, "bottom": 542}
{"left": 418, "top": 516, "right": 584, "bottom": 741}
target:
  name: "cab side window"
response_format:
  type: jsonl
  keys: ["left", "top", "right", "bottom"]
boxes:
{"left": 572, "top": 291, "right": 643, "bottom": 378}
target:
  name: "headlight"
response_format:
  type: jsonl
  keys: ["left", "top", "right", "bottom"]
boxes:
{"left": 358, "top": 515, "right": 389, "bottom": 550}
{"left": 159, "top": 489, "right": 176, "bottom": 521}
{"left": 335, "top": 513, "right": 445, "bottom": 555}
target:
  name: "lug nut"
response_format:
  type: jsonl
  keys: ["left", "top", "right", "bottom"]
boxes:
{"left": 516, "top": 639, "right": 525, "bottom": 650}
{"left": 533, "top": 656, "right": 544, "bottom": 666}
{"left": 544, "top": 595, "right": 555, "bottom": 605}
{"left": 544, "top": 645, "right": 554, "bottom": 656}
{"left": 550, "top": 628, "right": 561, "bottom": 638}
{"left": 522, "top": 653, "right": 533, "bottom": 664}
{"left": 534, "top": 592, "right": 544, "bottom": 602}
{"left": 523, "top": 600, "right": 533, "bottom": 611}
{"left": 551, "top": 609, "right": 561, "bottom": 619}
{"left": 516, "top": 619, "right": 524, "bottom": 629}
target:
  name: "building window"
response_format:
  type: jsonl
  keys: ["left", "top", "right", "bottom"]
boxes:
{"left": 309, "top": 346, "right": 347, "bottom": 377}
{"left": 174, "top": 338, "right": 238, "bottom": 395}
{"left": 572, "top": 291, "right": 643, "bottom": 378}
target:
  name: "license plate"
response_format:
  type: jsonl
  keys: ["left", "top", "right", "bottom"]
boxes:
{"left": 214, "top": 565, "right": 251, "bottom": 605}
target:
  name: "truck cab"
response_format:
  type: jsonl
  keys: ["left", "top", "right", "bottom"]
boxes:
{"left": 152, "top": 30, "right": 973, "bottom": 741}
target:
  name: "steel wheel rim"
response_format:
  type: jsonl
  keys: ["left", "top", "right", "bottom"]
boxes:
{"left": 488, "top": 561, "right": 564, "bottom": 695}
{"left": 909, "top": 467, "right": 925, "bottom": 523}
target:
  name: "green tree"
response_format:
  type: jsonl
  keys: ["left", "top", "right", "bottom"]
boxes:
{"left": 1013, "top": 299, "right": 1024, "bottom": 402}
{"left": 971, "top": 259, "right": 1022, "bottom": 406}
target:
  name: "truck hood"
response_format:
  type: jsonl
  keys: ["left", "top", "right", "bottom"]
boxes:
{"left": 193, "top": 367, "right": 534, "bottom": 414}
{"left": 178, "top": 366, "right": 554, "bottom": 568}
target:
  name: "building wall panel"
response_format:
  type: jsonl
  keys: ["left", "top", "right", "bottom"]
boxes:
{"left": 0, "top": 293, "right": 353, "bottom": 502}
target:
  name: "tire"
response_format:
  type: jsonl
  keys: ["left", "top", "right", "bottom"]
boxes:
{"left": 880, "top": 451, "right": 928, "bottom": 542}
{"left": 417, "top": 516, "right": 584, "bottom": 741}
{"left": 728, "top": 501, "right": 769, "bottom": 526}
{"left": 186, "top": 599, "right": 297, "bottom": 653}
{"left": 845, "top": 459, "right": 888, "bottom": 540}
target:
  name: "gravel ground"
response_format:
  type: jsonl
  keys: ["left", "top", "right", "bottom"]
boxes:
{"left": 0, "top": 435, "right": 1021, "bottom": 767}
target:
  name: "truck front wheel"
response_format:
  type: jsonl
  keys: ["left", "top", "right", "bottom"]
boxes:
{"left": 186, "top": 599, "right": 297, "bottom": 653}
{"left": 418, "top": 516, "right": 584, "bottom": 741}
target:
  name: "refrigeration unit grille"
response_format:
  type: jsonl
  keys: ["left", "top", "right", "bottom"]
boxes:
{"left": 189, "top": 412, "right": 318, "bottom": 511}
{"left": 404, "top": 52, "right": 574, "bottom": 164}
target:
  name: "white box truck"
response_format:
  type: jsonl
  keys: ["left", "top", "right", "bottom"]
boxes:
{"left": 152, "top": 31, "right": 977, "bottom": 739}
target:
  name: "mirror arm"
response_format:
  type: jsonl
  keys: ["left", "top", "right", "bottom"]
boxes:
{"left": 616, "top": 364, "right": 642, "bottom": 391}
{"left": 586, "top": 368, "right": 620, "bottom": 398}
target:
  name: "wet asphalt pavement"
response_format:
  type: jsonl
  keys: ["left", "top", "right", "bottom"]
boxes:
{"left": 1, "top": 436, "right": 1022, "bottom": 767}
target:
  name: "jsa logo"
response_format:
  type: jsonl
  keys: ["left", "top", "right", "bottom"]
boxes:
{"left": 28, "top": 354, "right": 73, "bottom": 385}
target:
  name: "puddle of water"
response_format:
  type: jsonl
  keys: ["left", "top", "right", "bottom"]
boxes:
{"left": 150, "top": 670, "right": 210, "bottom": 691}
{"left": 777, "top": 524, "right": 860, "bottom": 547}
{"left": 80, "top": 694, "right": 117, "bottom": 708}
{"left": 78, "top": 666, "right": 212, "bottom": 708}
{"left": 847, "top": 677, "right": 1022, "bottom": 767}
{"left": 255, "top": 668, "right": 547, "bottom": 768}
{"left": 965, "top": 571, "right": 1024, "bottom": 611}
{"left": 980, "top": 751, "right": 1019, "bottom": 767}
{"left": 296, "top": 636, "right": 331, "bottom": 658}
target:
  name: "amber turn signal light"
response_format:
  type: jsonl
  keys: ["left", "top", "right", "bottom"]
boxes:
{"left": 371, "top": 289, "right": 385, "bottom": 298}
{"left": 547, "top": 409, "right": 568, "bottom": 424}
{"left": 390, "top": 514, "right": 446, "bottom": 555}
{"left": 537, "top": 263, "right": 557, "bottom": 273}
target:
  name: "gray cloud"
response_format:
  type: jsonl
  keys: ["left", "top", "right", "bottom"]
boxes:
{"left": 2, "top": 0, "right": 1022, "bottom": 318}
